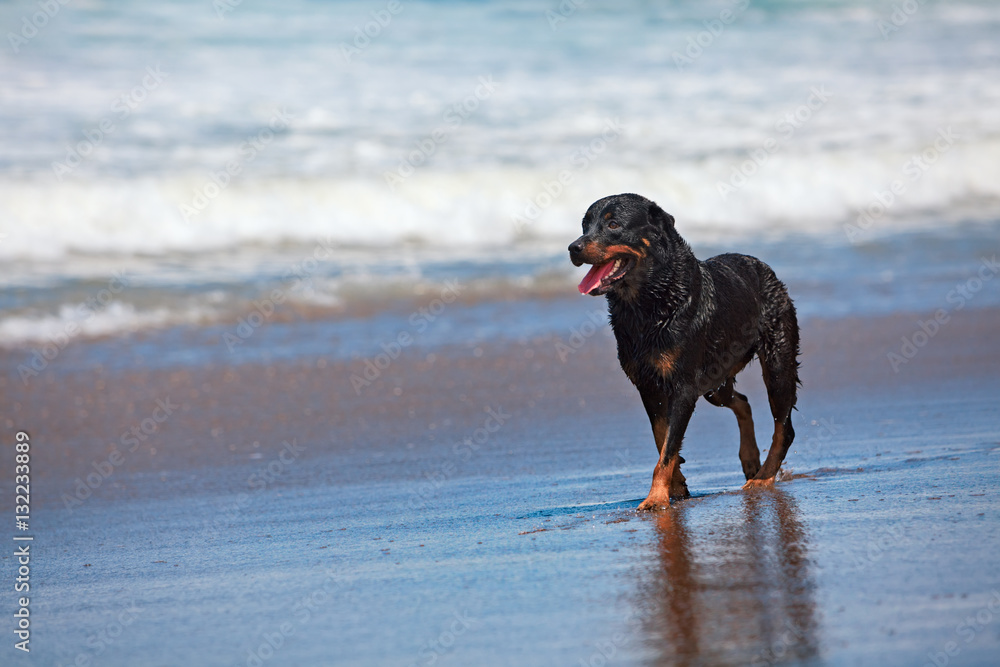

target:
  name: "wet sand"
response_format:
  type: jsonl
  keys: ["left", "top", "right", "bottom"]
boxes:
{"left": 1, "top": 304, "right": 999, "bottom": 665}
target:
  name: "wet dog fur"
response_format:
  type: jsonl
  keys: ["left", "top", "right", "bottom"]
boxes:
{"left": 569, "top": 193, "right": 801, "bottom": 510}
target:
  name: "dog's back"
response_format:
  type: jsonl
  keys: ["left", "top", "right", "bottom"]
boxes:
{"left": 699, "top": 253, "right": 800, "bottom": 393}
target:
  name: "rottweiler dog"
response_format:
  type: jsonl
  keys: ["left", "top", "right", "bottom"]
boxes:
{"left": 569, "top": 193, "right": 801, "bottom": 510}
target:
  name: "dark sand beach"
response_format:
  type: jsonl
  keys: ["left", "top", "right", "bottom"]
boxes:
{"left": 2, "top": 302, "right": 998, "bottom": 666}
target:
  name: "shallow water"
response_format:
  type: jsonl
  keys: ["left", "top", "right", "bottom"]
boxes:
{"left": 12, "top": 361, "right": 999, "bottom": 666}
{"left": 3, "top": 222, "right": 999, "bottom": 358}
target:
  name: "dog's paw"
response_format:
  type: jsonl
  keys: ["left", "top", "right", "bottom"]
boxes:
{"left": 742, "top": 478, "right": 775, "bottom": 490}
{"left": 636, "top": 497, "right": 671, "bottom": 511}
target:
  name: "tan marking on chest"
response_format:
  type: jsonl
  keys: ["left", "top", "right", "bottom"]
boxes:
{"left": 651, "top": 348, "right": 681, "bottom": 376}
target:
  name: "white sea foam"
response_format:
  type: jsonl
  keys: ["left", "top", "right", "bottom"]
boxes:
{"left": 0, "top": 302, "right": 199, "bottom": 347}
{"left": 2, "top": 0, "right": 998, "bottom": 263}
{"left": 0, "top": 266, "right": 583, "bottom": 347}
{"left": 2, "top": 133, "right": 998, "bottom": 264}
{"left": 2, "top": 0, "right": 999, "bottom": 345}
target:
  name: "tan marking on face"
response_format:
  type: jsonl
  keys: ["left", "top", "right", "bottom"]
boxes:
{"left": 652, "top": 348, "right": 681, "bottom": 376}
{"left": 604, "top": 211, "right": 613, "bottom": 220}
{"left": 601, "top": 244, "right": 646, "bottom": 261}
{"left": 642, "top": 238, "right": 651, "bottom": 246}
{"left": 576, "top": 241, "right": 645, "bottom": 266}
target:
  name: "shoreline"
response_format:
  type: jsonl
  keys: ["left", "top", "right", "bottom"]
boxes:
{"left": 2, "top": 304, "right": 997, "bottom": 501}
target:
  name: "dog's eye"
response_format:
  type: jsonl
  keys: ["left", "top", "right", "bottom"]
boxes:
{"left": 608, "top": 221, "right": 619, "bottom": 230}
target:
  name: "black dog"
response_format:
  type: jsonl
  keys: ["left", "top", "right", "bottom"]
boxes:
{"left": 569, "top": 193, "right": 801, "bottom": 510}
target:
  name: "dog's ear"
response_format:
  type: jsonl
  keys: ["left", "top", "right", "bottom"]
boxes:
{"left": 648, "top": 202, "right": 675, "bottom": 229}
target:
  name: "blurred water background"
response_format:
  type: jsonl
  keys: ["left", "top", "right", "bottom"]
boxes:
{"left": 1, "top": 0, "right": 998, "bottom": 349}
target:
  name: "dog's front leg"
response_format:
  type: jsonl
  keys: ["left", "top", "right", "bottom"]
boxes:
{"left": 637, "top": 389, "right": 696, "bottom": 510}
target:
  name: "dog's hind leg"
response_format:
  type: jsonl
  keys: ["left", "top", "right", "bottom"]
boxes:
{"left": 704, "top": 377, "right": 761, "bottom": 480}
{"left": 746, "top": 292, "right": 800, "bottom": 488}
{"left": 730, "top": 390, "right": 761, "bottom": 480}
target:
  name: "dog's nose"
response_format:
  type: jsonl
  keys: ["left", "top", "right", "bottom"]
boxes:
{"left": 568, "top": 237, "right": 588, "bottom": 266}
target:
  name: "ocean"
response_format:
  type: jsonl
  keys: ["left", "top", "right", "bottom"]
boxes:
{"left": 1, "top": 0, "right": 999, "bottom": 354}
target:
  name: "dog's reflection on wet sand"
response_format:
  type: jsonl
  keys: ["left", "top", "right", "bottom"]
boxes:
{"left": 637, "top": 489, "right": 819, "bottom": 666}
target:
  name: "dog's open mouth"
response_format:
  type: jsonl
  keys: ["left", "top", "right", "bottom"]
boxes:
{"left": 578, "top": 257, "right": 635, "bottom": 295}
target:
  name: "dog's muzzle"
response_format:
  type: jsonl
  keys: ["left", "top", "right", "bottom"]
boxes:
{"left": 568, "top": 237, "right": 588, "bottom": 267}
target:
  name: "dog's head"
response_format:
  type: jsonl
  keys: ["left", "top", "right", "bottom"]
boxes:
{"left": 568, "top": 193, "right": 677, "bottom": 297}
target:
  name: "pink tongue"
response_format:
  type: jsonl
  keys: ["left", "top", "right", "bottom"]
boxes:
{"left": 578, "top": 260, "right": 616, "bottom": 295}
